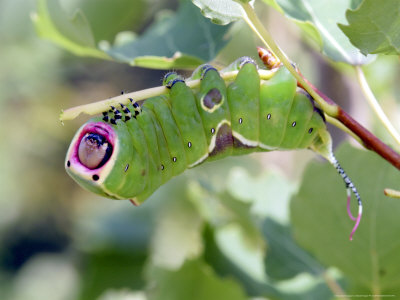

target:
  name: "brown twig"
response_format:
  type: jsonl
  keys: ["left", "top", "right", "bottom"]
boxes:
{"left": 298, "top": 70, "right": 400, "bottom": 171}
{"left": 338, "top": 109, "right": 400, "bottom": 169}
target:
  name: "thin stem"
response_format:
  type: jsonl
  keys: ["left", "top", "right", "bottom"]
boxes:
{"left": 325, "top": 114, "right": 363, "bottom": 145}
{"left": 60, "top": 69, "right": 275, "bottom": 121}
{"left": 60, "top": 85, "right": 168, "bottom": 121}
{"left": 370, "top": 184, "right": 381, "bottom": 300}
{"left": 337, "top": 107, "right": 400, "bottom": 170}
{"left": 355, "top": 66, "right": 400, "bottom": 147}
{"left": 241, "top": 2, "right": 339, "bottom": 116}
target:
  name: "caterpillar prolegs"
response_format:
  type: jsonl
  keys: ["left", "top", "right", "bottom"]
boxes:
{"left": 65, "top": 54, "right": 362, "bottom": 240}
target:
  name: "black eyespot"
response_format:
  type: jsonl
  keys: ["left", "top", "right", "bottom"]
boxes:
{"left": 92, "top": 175, "right": 99, "bottom": 181}
{"left": 124, "top": 164, "right": 129, "bottom": 172}
{"left": 203, "top": 88, "right": 222, "bottom": 109}
{"left": 211, "top": 128, "right": 215, "bottom": 134}
{"left": 161, "top": 164, "right": 165, "bottom": 170}
{"left": 267, "top": 114, "right": 271, "bottom": 120}
{"left": 188, "top": 142, "right": 192, "bottom": 148}
{"left": 172, "top": 157, "right": 177, "bottom": 162}
{"left": 308, "top": 128, "right": 313, "bottom": 134}
{"left": 239, "top": 118, "right": 243, "bottom": 124}
{"left": 292, "top": 121, "right": 296, "bottom": 127}
{"left": 67, "top": 161, "right": 71, "bottom": 167}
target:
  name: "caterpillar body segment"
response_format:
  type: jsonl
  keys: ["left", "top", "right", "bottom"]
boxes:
{"left": 143, "top": 96, "right": 187, "bottom": 177}
{"left": 198, "top": 66, "right": 234, "bottom": 162}
{"left": 167, "top": 78, "right": 209, "bottom": 167}
{"left": 227, "top": 62, "right": 260, "bottom": 155}
{"left": 139, "top": 104, "right": 173, "bottom": 191}
{"left": 259, "top": 67, "right": 298, "bottom": 149}
{"left": 133, "top": 106, "right": 163, "bottom": 199}
{"left": 65, "top": 55, "right": 362, "bottom": 239}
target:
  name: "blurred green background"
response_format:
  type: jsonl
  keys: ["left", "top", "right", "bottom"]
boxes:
{"left": 1, "top": 0, "right": 400, "bottom": 299}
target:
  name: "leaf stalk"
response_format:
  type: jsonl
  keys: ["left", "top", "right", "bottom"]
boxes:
{"left": 355, "top": 66, "right": 400, "bottom": 148}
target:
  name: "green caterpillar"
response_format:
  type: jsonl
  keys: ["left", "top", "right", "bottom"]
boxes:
{"left": 65, "top": 54, "right": 362, "bottom": 240}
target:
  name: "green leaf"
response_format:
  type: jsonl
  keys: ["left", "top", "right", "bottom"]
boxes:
{"left": 187, "top": 168, "right": 268, "bottom": 283}
{"left": 97, "top": 290, "right": 147, "bottom": 300}
{"left": 79, "top": 249, "right": 148, "bottom": 300}
{"left": 146, "top": 259, "right": 247, "bottom": 300}
{"left": 68, "top": 0, "right": 148, "bottom": 43}
{"left": 262, "top": 218, "right": 325, "bottom": 281}
{"left": 188, "top": 182, "right": 266, "bottom": 260}
{"left": 72, "top": 202, "right": 154, "bottom": 300}
{"left": 125, "top": 55, "right": 205, "bottom": 70}
{"left": 262, "top": 0, "right": 373, "bottom": 65}
{"left": 188, "top": 167, "right": 339, "bottom": 299}
{"left": 32, "top": 0, "right": 109, "bottom": 59}
{"left": 234, "top": 0, "right": 253, "bottom": 4}
{"left": 192, "top": 0, "right": 254, "bottom": 25}
{"left": 214, "top": 222, "right": 267, "bottom": 282}
{"left": 338, "top": 0, "right": 400, "bottom": 55}
{"left": 291, "top": 143, "right": 400, "bottom": 294}
{"left": 106, "top": 1, "right": 230, "bottom": 69}
{"left": 188, "top": 180, "right": 265, "bottom": 250}
{"left": 149, "top": 193, "right": 204, "bottom": 270}
{"left": 203, "top": 222, "right": 340, "bottom": 300}
{"left": 33, "top": 0, "right": 231, "bottom": 69}
{"left": 226, "top": 167, "right": 296, "bottom": 222}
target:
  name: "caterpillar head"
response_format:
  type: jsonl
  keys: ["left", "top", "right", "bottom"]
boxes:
{"left": 65, "top": 118, "right": 147, "bottom": 200}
